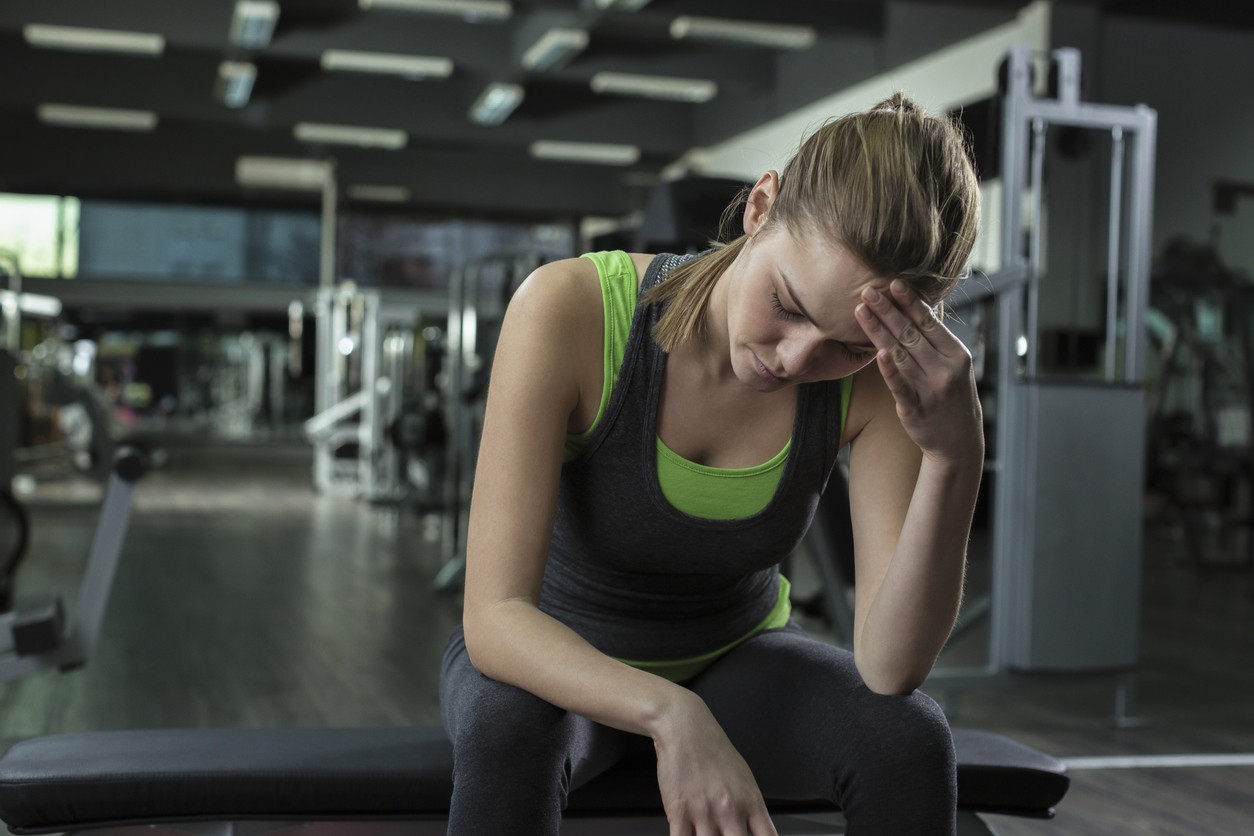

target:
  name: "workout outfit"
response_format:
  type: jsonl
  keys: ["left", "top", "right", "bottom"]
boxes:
{"left": 440, "top": 251, "right": 957, "bottom": 835}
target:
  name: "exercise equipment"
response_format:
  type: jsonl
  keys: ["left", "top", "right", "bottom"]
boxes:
{"left": 0, "top": 724, "right": 1067, "bottom": 835}
{"left": 434, "top": 251, "right": 543, "bottom": 590}
{"left": 0, "top": 447, "right": 146, "bottom": 684}
{"left": 304, "top": 284, "right": 425, "bottom": 502}
{"left": 1145, "top": 240, "right": 1254, "bottom": 570}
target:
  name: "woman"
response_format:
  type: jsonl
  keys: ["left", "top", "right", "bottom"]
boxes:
{"left": 440, "top": 93, "right": 983, "bottom": 835}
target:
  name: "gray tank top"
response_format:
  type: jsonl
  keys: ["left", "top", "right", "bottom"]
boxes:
{"left": 538, "top": 252, "right": 845, "bottom": 661}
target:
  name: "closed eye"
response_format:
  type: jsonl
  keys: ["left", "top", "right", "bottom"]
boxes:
{"left": 840, "top": 343, "right": 873, "bottom": 363}
{"left": 771, "top": 291, "right": 804, "bottom": 321}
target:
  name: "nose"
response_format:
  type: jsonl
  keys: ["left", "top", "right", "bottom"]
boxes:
{"left": 777, "top": 337, "right": 821, "bottom": 378}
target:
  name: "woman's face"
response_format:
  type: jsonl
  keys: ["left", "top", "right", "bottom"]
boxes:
{"left": 722, "top": 226, "right": 889, "bottom": 392}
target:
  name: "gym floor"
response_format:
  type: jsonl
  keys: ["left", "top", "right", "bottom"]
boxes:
{"left": 1, "top": 443, "right": 1251, "bottom": 835}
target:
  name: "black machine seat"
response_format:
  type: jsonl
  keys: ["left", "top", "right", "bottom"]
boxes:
{"left": 0, "top": 725, "right": 1067, "bottom": 833}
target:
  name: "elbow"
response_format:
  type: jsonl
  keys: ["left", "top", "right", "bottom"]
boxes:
{"left": 854, "top": 649, "right": 931, "bottom": 696}
{"left": 460, "top": 597, "right": 529, "bottom": 678}
{"left": 861, "top": 672, "right": 927, "bottom": 697}
{"left": 460, "top": 606, "right": 496, "bottom": 675}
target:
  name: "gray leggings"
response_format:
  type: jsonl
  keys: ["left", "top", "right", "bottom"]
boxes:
{"left": 439, "top": 623, "right": 956, "bottom": 835}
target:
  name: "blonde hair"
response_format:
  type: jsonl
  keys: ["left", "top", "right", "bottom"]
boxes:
{"left": 645, "top": 93, "right": 981, "bottom": 352}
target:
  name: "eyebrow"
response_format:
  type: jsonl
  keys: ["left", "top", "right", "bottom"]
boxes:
{"left": 780, "top": 271, "right": 878, "bottom": 352}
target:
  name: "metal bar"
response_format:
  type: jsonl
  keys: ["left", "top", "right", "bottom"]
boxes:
{"left": 1019, "top": 99, "right": 1155, "bottom": 132}
{"left": 319, "top": 164, "right": 337, "bottom": 289}
{"left": 64, "top": 475, "right": 136, "bottom": 660}
{"left": 987, "top": 44, "right": 1033, "bottom": 671}
{"left": 1026, "top": 117, "right": 1046, "bottom": 377}
{"left": 1126, "top": 107, "right": 1158, "bottom": 381}
{"left": 1105, "top": 126, "right": 1125, "bottom": 382}
{"left": 303, "top": 389, "right": 367, "bottom": 438}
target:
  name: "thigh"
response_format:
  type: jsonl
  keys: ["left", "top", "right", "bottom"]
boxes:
{"left": 686, "top": 623, "right": 953, "bottom": 804}
{"left": 439, "top": 627, "right": 628, "bottom": 793}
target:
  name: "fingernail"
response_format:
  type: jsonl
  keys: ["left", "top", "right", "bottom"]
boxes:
{"left": 891, "top": 279, "right": 907, "bottom": 294}
{"left": 862, "top": 287, "right": 881, "bottom": 304}
{"left": 856, "top": 303, "right": 872, "bottom": 320}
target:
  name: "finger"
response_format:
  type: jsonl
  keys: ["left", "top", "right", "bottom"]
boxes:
{"left": 888, "top": 279, "right": 970, "bottom": 360}
{"left": 748, "top": 807, "right": 780, "bottom": 836}
{"left": 861, "top": 286, "right": 933, "bottom": 354}
{"left": 876, "top": 349, "right": 922, "bottom": 415}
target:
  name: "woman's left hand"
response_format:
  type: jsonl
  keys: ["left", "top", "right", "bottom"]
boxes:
{"left": 855, "top": 280, "right": 984, "bottom": 466}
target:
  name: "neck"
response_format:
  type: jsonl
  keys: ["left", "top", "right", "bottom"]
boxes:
{"left": 676, "top": 260, "right": 735, "bottom": 383}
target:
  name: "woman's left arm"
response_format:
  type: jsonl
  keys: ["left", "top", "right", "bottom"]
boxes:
{"left": 844, "top": 279, "right": 985, "bottom": 695}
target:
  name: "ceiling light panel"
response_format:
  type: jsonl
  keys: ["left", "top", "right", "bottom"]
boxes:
{"left": 294, "top": 122, "right": 408, "bottom": 150}
{"left": 669, "top": 16, "right": 817, "bottom": 50}
{"left": 590, "top": 71, "right": 717, "bottom": 103}
{"left": 236, "top": 156, "right": 332, "bottom": 190}
{"left": 216, "top": 61, "right": 257, "bottom": 108}
{"left": 321, "top": 49, "right": 453, "bottom": 79}
{"left": 530, "top": 140, "right": 640, "bottom": 166}
{"left": 230, "top": 0, "right": 280, "bottom": 49}
{"left": 359, "top": 0, "right": 512, "bottom": 22}
{"left": 37, "top": 104, "right": 158, "bottom": 131}
{"left": 521, "top": 28, "right": 588, "bottom": 72}
{"left": 469, "top": 83, "right": 524, "bottom": 126}
{"left": 23, "top": 24, "right": 164, "bottom": 56}
{"left": 348, "top": 184, "right": 412, "bottom": 202}
{"left": 593, "top": 0, "right": 652, "bottom": 10}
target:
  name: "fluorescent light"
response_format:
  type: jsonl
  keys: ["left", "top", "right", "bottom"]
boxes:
{"left": 37, "top": 103, "right": 158, "bottom": 131}
{"left": 294, "top": 122, "right": 408, "bottom": 150}
{"left": 347, "top": 184, "right": 412, "bottom": 202}
{"left": 669, "top": 16, "right": 817, "bottom": 50}
{"left": 0, "top": 290, "right": 62, "bottom": 319}
{"left": 530, "top": 140, "right": 640, "bottom": 166}
{"left": 229, "top": 0, "right": 280, "bottom": 49}
{"left": 321, "top": 49, "right": 453, "bottom": 79}
{"left": 590, "top": 71, "right": 717, "bottom": 103}
{"left": 594, "top": 0, "right": 652, "bottom": 9}
{"left": 216, "top": 61, "right": 257, "bottom": 108}
{"left": 469, "top": 82, "right": 524, "bottom": 126}
{"left": 521, "top": 28, "right": 588, "bottom": 72}
{"left": 236, "top": 156, "right": 332, "bottom": 191}
{"left": 359, "top": 0, "right": 512, "bottom": 22}
{"left": 23, "top": 24, "right": 164, "bottom": 56}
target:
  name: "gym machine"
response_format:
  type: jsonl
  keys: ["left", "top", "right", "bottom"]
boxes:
{"left": 303, "top": 284, "right": 425, "bottom": 502}
{"left": 1145, "top": 241, "right": 1254, "bottom": 571}
{"left": 927, "top": 46, "right": 1156, "bottom": 715}
{"left": 434, "top": 251, "right": 544, "bottom": 590}
{"left": 0, "top": 447, "right": 147, "bottom": 685}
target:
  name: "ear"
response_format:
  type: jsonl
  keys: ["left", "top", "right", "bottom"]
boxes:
{"left": 742, "top": 170, "right": 779, "bottom": 236}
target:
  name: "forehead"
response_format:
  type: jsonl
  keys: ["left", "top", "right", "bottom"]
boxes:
{"left": 769, "top": 229, "right": 888, "bottom": 299}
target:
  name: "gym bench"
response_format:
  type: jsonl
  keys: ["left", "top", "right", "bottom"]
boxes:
{"left": 0, "top": 724, "right": 1067, "bottom": 835}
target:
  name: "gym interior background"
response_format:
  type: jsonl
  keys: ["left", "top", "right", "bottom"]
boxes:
{"left": 2, "top": 0, "right": 1252, "bottom": 833}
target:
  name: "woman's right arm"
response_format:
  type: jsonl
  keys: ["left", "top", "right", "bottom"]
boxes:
{"left": 459, "top": 259, "right": 777, "bottom": 836}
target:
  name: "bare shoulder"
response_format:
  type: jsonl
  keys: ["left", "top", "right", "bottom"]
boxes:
{"left": 501, "top": 256, "right": 607, "bottom": 428}
{"left": 841, "top": 362, "right": 900, "bottom": 449}
{"left": 510, "top": 255, "right": 602, "bottom": 320}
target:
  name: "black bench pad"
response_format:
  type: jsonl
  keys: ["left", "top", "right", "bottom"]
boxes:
{"left": 0, "top": 726, "right": 1068, "bottom": 833}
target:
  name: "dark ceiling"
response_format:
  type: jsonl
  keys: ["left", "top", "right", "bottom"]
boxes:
{"left": 0, "top": 0, "right": 1246, "bottom": 222}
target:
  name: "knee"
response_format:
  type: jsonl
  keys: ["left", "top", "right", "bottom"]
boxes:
{"left": 852, "top": 689, "right": 956, "bottom": 782}
{"left": 446, "top": 677, "right": 571, "bottom": 766}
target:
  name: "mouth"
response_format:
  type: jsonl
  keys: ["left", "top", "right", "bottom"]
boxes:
{"left": 753, "top": 354, "right": 787, "bottom": 385}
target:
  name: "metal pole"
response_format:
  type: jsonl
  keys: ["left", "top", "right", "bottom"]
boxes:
{"left": 319, "top": 162, "right": 337, "bottom": 290}
{"left": 989, "top": 44, "right": 1032, "bottom": 670}
{"left": 1027, "top": 117, "right": 1047, "bottom": 378}
{"left": 1105, "top": 127, "right": 1125, "bottom": 382}
{"left": 1125, "top": 107, "right": 1158, "bottom": 382}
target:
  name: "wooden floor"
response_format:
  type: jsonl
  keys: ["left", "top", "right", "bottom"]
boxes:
{"left": 2, "top": 443, "right": 1252, "bottom": 835}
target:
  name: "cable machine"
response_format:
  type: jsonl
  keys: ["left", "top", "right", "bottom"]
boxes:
{"left": 926, "top": 46, "right": 1157, "bottom": 724}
